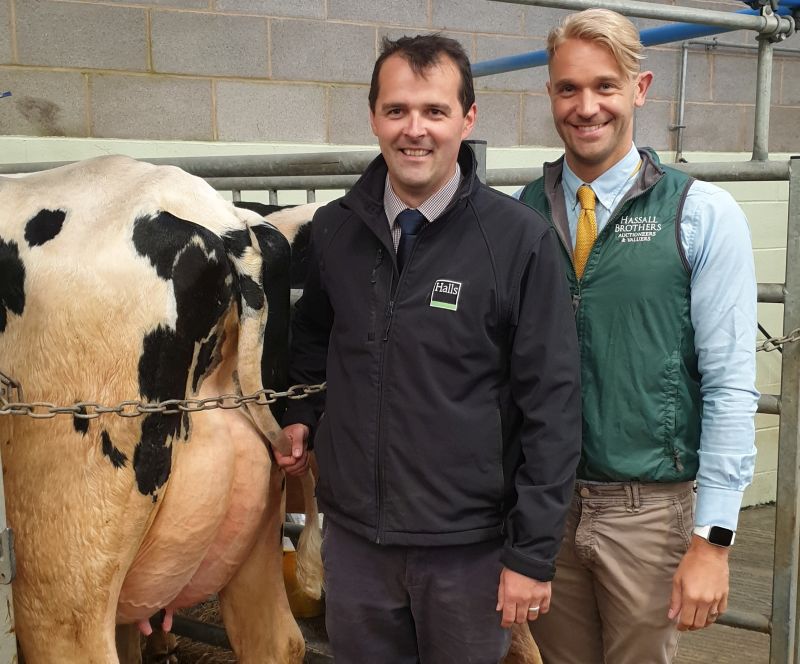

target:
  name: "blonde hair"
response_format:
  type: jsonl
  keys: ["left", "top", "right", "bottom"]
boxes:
{"left": 547, "top": 8, "right": 644, "bottom": 79}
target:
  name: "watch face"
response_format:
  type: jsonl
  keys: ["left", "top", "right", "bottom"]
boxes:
{"left": 708, "top": 526, "right": 734, "bottom": 546}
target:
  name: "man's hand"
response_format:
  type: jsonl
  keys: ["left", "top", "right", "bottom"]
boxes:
{"left": 668, "top": 535, "right": 730, "bottom": 630}
{"left": 274, "top": 423, "right": 310, "bottom": 477}
{"left": 496, "top": 566, "right": 551, "bottom": 628}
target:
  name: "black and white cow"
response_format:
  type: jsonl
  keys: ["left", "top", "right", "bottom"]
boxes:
{"left": 0, "top": 155, "right": 322, "bottom": 664}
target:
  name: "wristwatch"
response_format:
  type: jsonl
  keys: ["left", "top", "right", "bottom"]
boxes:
{"left": 693, "top": 525, "right": 736, "bottom": 547}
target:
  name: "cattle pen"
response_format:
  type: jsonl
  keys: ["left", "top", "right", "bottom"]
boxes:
{"left": 0, "top": 0, "right": 799, "bottom": 662}
{"left": 0, "top": 147, "right": 797, "bottom": 663}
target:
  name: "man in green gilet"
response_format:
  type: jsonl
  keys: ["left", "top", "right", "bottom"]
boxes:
{"left": 519, "top": 9, "right": 759, "bottom": 663}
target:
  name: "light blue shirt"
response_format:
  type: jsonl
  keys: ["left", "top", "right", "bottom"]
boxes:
{"left": 519, "top": 144, "right": 759, "bottom": 531}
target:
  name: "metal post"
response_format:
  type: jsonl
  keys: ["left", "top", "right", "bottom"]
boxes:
{"left": 771, "top": 157, "right": 800, "bottom": 664}
{"left": 672, "top": 42, "right": 690, "bottom": 163}
{"left": 752, "top": 31, "right": 776, "bottom": 161}
{"left": 489, "top": 0, "right": 794, "bottom": 34}
{"left": 0, "top": 443, "right": 18, "bottom": 662}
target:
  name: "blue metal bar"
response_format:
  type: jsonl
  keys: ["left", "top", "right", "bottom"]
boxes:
{"left": 472, "top": 4, "right": 796, "bottom": 77}
{"left": 0, "top": 92, "right": 11, "bottom": 99}
{"left": 738, "top": 0, "right": 800, "bottom": 6}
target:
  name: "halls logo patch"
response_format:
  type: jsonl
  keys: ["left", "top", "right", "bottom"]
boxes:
{"left": 615, "top": 215, "right": 662, "bottom": 243}
{"left": 430, "top": 279, "right": 462, "bottom": 311}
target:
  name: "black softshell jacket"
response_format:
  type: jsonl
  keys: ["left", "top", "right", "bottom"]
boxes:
{"left": 284, "top": 145, "right": 581, "bottom": 581}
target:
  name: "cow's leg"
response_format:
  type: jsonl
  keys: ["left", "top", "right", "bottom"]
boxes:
{"left": 17, "top": 614, "right": 119, "bottom": 664}
{"left": 8, "top": 417, "right": 154, "bottom": 664}
{"left": 218, "top": 463, "right": 304, "bottom": 664}
{"left": 115, "top": 624, "right": 142, "bottom": 664}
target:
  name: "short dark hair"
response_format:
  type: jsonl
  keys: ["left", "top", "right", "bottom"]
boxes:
{"left": 368, "top": 34, "right": 475, "bottom": 116}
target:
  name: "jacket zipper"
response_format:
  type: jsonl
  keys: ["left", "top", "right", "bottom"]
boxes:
{"left": 374, "top": 252, "right": 402, "bottom": 543}
{"left": 374, "top": 216, "right": 438, "bottom": 542}
{"left": 382, "top": 219, "right": 432, "bottom": 341}
{"left": 544, "top": 197, "right": 583, "bottom": 315}
{"left": 373, "top": 265, "right": 393, "bottom": 543}
{"left": 375, "top": 342, "right": 387, "bottom": 543}
{"left": 382, "top": 300, "right": 395, "bottom": 341}
{"left": 672, "top": 448, "right": 684, "bottom": 473}
{"left": 368, "top": 248, "right": 383, "bottom": 342}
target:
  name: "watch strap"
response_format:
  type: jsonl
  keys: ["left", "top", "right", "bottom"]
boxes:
{"left": 693, "top": 525, "right": 736, "bottom": 547}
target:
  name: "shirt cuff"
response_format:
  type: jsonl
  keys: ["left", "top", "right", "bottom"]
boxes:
{"left": 695, "top": 484, "right": 745, "bottom": 531}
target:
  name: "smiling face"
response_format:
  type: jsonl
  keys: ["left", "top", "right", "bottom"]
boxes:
{"left": 547, "top": 38, "right": 652, "bottom": 183}
{"left": 369, "top": 53, "right": 476, "bottom": 208}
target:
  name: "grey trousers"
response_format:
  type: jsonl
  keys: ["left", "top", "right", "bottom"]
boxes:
{"left": 322, "top": 518, "right": 513, "bottom": 664}
{"left": 532, "top": 480, "right": 695, "bottom": 664}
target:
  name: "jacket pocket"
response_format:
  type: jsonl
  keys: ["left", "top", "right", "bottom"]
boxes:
{"left": 671, "top": 489, "right": 695, "bottom": 552}
{"left": 659, "top": 352, "right": 683, "bottom": 473}
{"left": 366, "top": 247, "right": 384, "bottom": 342}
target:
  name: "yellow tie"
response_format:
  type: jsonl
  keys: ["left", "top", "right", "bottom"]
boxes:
{"left": 574, "top": 184, "right": 597, "bottom": 279}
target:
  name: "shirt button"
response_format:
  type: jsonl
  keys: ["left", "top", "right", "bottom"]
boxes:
{"left": 579, "top": 487, "right": 591, "bottom": 498}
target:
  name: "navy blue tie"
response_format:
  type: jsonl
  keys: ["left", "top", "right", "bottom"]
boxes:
{"left": 396, "top": 208, "right": 426, "bottom": 273}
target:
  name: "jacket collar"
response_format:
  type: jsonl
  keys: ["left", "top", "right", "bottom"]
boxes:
{"left": 341, "top": 143, "right": 480, "bottom": 250}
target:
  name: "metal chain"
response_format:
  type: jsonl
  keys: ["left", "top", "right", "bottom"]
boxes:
{"left": 3, "top": 325, "right": 796, "bottom": 416}
{"left": 0, "top": 369, "right": 326, "bottom": 420}
{"left": 757, "top": 327, "right": 800, "bottom": 352}
{"left": 0, "top": 371, "right": 23, "bottom": 404}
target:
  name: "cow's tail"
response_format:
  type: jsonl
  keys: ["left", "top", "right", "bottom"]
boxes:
{"left": 295, "top": 471, "right": 323, "bottom": 599}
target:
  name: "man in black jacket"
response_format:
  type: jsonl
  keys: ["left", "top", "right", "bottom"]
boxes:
{"left": 276, "top": 34, "right": 581, "bottom": 664}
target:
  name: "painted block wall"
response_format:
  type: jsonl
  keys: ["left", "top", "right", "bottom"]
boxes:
{"left": 0, "top": 0, "right": 798, "bottom": 152}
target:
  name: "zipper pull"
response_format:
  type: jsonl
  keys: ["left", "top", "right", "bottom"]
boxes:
{"left": 370, "top": 248, "right": 383, "bottom": 284}
{"left": 672, "top": 449, "right": 684, "bottom": 473}
{"left": 572, "top": 293, "right": 582, "bottom": 315}
{"left": 383, "top": 300, "right": 395, "bottom": 341}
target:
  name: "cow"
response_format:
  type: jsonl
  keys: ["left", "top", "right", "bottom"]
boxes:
{"left": 233, "top": 201, "right": 312, "bottom": 314}
{"left": 0, "top": 155, "right": 323, "bottom": 664}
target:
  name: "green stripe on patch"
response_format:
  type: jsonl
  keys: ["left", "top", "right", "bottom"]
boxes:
{"left": 430, "top": 301, "right": 458, "bottom": 311}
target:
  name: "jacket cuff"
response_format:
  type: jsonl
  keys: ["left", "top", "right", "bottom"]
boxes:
{"left": 281, "top": 402, "right": 319, "bottom": 449}
{"left": 500, "top": 546, "right": 555, "bottom": 582}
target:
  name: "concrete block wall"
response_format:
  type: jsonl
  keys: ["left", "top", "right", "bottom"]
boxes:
{"left": 0, "top": 0, "right": 798, "bottom": 152}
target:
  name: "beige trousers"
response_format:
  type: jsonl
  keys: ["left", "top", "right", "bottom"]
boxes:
{"left": 531, "top": 481, "right": 695, "bottom": 664}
